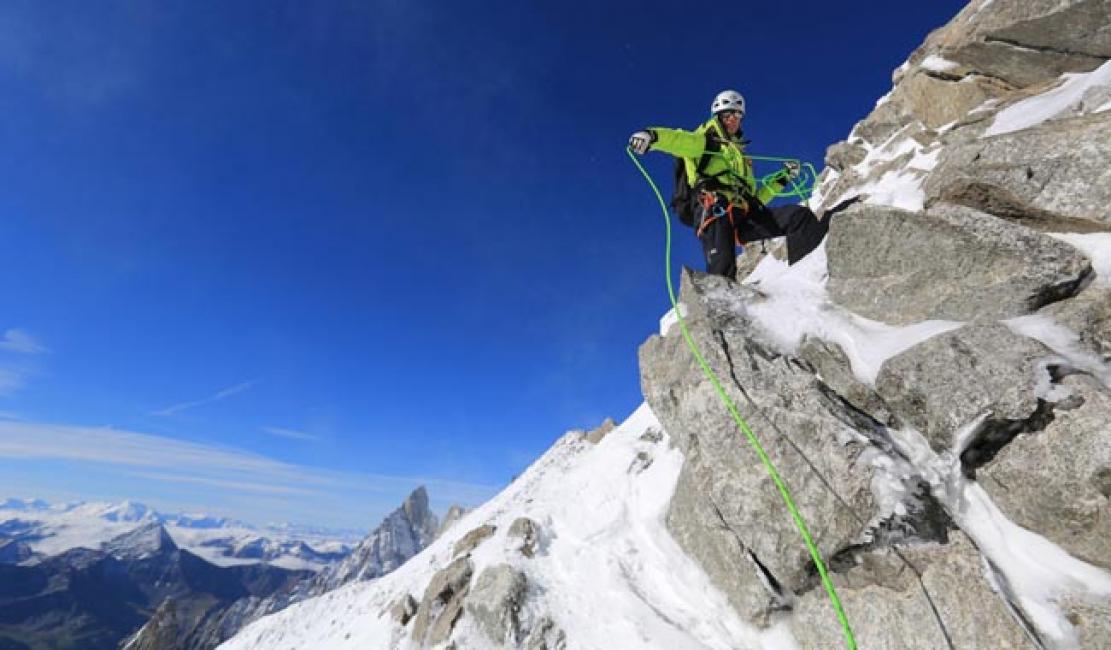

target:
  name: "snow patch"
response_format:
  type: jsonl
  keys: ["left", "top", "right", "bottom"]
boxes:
{"left": 886, "top": 422, "right": 1111, "bottom": 646}
{"left": 1002, "top": 315, "right": 1111, "bottom": 388}
{"left": 839, "top": 127, "right": 943, "bottom": 212}
{"left": 984, "top": 60, "right": 1111, "bottom": 137}
{"left": 855, "top": 142, "right": 941, "bottom": 212}
{"left": 742, "top": 245, "right": 961, "bottom": 385}
{"left": 660, "top": 302, "right": 688, "bottom": 337}
{"left": 1049, "top": 231, "right": 1111, "bottom": 286}
{"left": 920, "top": 55, "right": 959, "bottom": 73}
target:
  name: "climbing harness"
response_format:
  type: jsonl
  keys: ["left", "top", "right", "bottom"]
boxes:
{"left": 626, "top": 147, "right": 957, "bottom": 650}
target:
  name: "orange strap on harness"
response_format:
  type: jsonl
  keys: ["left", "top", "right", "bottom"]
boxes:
{"left": 696, "top": 190, "right": 750, "bottom": 246}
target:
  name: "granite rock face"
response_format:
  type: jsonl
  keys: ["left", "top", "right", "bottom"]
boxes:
{"left": 1042, "top": 285, "right": 1111, "bottom": 359}
{"left": 873, "top": 320, "right": 1052, "bottom": 456}
{"left": 923, "top": 112, "right": 1111, "bottom": 231}
{"left": 825, "top": 203, "right": 1091, "bottom": 325}
{"left": 979, "top": 374, "right": 1111, "bottom": 571}
{"left": 452, "top": 524, "right": 497, "bottom": 558}
{"left": 790, "top": 533, "right": 1028, "bottom": 649}
{"left": 465, "top": 564, "right": 528, "bottom": 645}
{"left": 411, "top": 556, "right": 473, "bottom": 646}
{"left": 507, "top": 517, "right": 540, "bottom": 558}
{"left": 916, "top": 0, "right": 1111, "bottom": 89}
{"left": 640, "top": 271, "right": 942, "bottom": 625}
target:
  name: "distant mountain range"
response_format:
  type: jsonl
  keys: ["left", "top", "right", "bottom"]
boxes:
{"left": 0, "top": 490, "right": 462, "bottom": 650}
{"left": 0, "top": 520, "right": 310, "bottom": 650}
{"left": 124, "top": 486, "right": 452, "bottom": 650}
{"left": 0, "top": 498, "right": 360, "bottom": 572}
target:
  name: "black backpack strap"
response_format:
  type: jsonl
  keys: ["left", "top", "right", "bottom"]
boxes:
{"left": 695, "top": 131, "right": 718, "bottom": 175}
{"left": 692, "top": 131, "right": 730, "bottom": 190}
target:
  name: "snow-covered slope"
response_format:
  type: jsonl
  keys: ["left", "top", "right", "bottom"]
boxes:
{"left": 221, "top": 405, "right": 793, "bottom": 650}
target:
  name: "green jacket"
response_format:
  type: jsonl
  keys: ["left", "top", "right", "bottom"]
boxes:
{"left": 649, "top": 117, "right": 781, "bottom": 206}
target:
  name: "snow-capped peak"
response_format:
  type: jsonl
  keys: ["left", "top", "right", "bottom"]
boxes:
{"left": 103, "top": 522, "right": 177, "bottom": 560}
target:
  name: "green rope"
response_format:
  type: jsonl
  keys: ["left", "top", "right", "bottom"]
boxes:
{"left": 625, "top": 147, "right": 857, "bottom": 649}
{"left": 711, "top": 151, "right": 820, "bottom": 201}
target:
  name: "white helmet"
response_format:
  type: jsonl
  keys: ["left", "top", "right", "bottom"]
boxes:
{"left": 711, "top": 89, "right": 745, "bottom": 116}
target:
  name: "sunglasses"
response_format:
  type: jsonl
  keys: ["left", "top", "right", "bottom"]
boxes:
{"left": 719, "top": 110, "right": 743, "bottom": 120}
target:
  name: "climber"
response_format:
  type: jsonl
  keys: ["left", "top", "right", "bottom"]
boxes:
{"left": 628, "top": 89, "right": 829, "bottom": 277}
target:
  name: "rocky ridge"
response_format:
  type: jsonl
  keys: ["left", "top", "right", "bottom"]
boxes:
{"left": 644, "top": 0, "right": 1110, "bottom": 647}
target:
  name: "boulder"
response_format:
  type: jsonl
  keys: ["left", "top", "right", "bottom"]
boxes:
{"left": 874, "top": 320, "right": 1052, "bottom": 458}
{"left": 917, "top": 0, "right": 1110, "bottom": 89}
{"left": 584, "top": 418, "right": 615, "bottom": 444}
{"left": 410, "top": 556, "right": 473, "bottom": 647}
{"left": 979, "top": 375, "right": 1111, "bottom": 570}
{"left": 894, "top": 67, "right": 1011, "bottom": 130}
{"left": 790, "top": 533, "right": 1029, "bottom": 648}
{"left": 1041, "top": 285, "right": 1111, "bottom": 359}
{"left": 389, "top": 594, "right": 418, "bottom": 626}
{"left": 465, "top": 564, "right": 528, "bottom": 645}
{"left": 452, "top": 524, "right": 496, "bottom": 558}
{"left": 506, "top": 517, "right": 539, "bottom": 558}
{"left": 826, "top": 203, "right": 1091, "bottom": 324}
{"left": 924, "top": 112, "right": 1111, "bottom": 231}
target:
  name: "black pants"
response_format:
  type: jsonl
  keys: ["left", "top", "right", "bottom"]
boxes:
{"left": 697, "top": 200, "right": 829, "bottom": 277}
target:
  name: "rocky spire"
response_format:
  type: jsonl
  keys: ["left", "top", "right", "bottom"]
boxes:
{"left": 307, "top": 486, "right": 439, "bottom": 594}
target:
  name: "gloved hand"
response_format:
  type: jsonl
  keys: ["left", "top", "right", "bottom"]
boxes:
{"left": 783, "top": 160, "right": 801, "bottom": 181}
{"left": 628, "top": 130, "right": 657, "bottom": 155}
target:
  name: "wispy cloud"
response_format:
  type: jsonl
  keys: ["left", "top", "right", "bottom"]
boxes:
{"left": 152, "top": 380, "right": 257, "bottom": 416}
{"left": 0, "top": 329, "right": 48, "bottom": 355}
{"left": 126, "top": 471, "right": 322, "bottom": 496}
{"left": 0, "top": 330, "right": 45, "bottom": 397}
{"left": 262, "top": 426, "right": 320, "bottom": 442}
{"left": 0, "top": 369, "right": 23, "bottom": 396}
{"left": 0, "top": 419, "right": 501, "bottom": 517}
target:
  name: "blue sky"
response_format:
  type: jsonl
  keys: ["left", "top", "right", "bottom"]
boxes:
{"left": 0, "top": 0, "right": 967, "bottom": 530}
